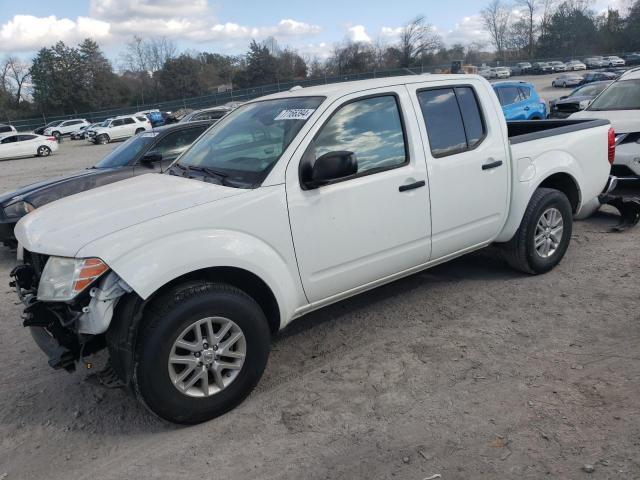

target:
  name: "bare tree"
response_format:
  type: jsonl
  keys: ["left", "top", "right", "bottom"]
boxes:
{"left": 516, "top": 0, "right": 538, "bottom": 57}
{"left": 1, "top": 56, "right": 31, "bottom": 106}
{"left": 539, "top": 0, "right": 557, "bottom": 40}
{"left": 398, "top": 16, "right": 442, "bottom": 68}
{"left": 481, "top": 0, "right": 512, "bottom": 60}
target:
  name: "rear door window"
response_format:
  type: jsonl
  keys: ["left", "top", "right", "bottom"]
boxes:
{"left": 123, "top": 118, "right": 136, "bottom": 125}
{"left": 417, "top": 86, "right": 486, "bottom": 158}
{"left": 497, "top": 87, "right": 523, "bottom": 106}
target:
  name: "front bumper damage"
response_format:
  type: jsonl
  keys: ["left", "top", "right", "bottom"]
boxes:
{"left": 10, "top": 249, "right": 131, "bottom": 372}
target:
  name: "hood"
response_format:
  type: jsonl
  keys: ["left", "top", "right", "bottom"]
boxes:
{"left": 0, "top": 168, "right": 125, "bottom": 208}
{"left": 15, "top": 173, "right": 247, "bottom": 257}
{"left": 551, "top": 95, "right": 593, "bottom": 107}
{"left": 570, "top": 109, "right": 640, "bottom": 134}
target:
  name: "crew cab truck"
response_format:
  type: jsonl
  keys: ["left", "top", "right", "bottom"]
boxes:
{"left": 10, "top": 75, "right": 616, "bottom": 424}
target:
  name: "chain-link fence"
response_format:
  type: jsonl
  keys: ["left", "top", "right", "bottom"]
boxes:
{"left": 5, "top": 54, "right": 633, "bottom": 132}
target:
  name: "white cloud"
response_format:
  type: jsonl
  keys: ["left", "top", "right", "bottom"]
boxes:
{"left": 296, "top": 42, "right": 332, "bottom": 59}
{"left": 0, "top": 15, "right": 111, "bottom": 51}
{"left": 89, "top": 0, "right": 209, "bottom": 20}
{"left": 347, "top": 25, "right": 371, "bottom": 43}
{"left": 444, "top": 14, "right": 491, "bottom": 46}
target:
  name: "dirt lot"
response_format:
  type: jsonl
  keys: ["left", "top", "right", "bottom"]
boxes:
{"left": 1, "top": 120, "right": 639, "bottom": 480}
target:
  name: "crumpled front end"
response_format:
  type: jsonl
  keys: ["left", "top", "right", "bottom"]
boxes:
{"left": 10, "top": 247, "right": 131, "bottom": 372}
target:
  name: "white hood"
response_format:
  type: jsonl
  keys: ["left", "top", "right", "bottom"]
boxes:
{"left": 15, "top": 173, "right": 247, "bottom": 257}
{"left": 570, "top": 109, "right": 640, "bottom": 134}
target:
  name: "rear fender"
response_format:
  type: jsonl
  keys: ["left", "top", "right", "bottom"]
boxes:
{"left": 496, "top": 150, "right": 584, "bottom": 242}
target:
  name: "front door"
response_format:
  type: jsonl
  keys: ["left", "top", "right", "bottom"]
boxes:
{"left": 410, "top": 81, "right": 510, "bottom": 259}
{"left": 286, "top": 87, "right": 431, "bottom": 303}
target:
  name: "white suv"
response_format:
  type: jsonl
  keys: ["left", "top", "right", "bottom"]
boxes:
{"left": 89, "top": 115, "right": 152, "bottom": 144}
{"left": 44, "top": 119, "right": 90, "bottom": 139}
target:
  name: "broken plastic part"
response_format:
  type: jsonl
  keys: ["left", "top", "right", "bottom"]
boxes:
{"left": 77, "top": 272, "right": 132, "bottom": 335}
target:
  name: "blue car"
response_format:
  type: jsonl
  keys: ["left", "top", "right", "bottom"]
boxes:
{"left": 492, "top": 81, "right": 547, "bottom": 120}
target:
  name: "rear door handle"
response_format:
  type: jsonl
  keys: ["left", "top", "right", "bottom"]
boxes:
{"left": 482, "top": 159, "right": 503, "bottom": 170}
{"left": 399, "top": 180, "right": 426, "bottom": 192}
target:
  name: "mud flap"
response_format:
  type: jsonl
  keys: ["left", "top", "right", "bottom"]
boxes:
{"left": 600, "top": 194, "right": 640, "bottom": 232}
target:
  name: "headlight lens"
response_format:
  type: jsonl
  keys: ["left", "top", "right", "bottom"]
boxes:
{"left": 38, "top": 257, "right": 109, "bottom": 302}
{"left": 4, "top": 201, "right": 35, "bottom": 219}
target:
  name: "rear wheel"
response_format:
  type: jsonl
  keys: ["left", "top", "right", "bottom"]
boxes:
{"left": 497, "top": 188, "right": 572, "bottom": 274}
{"left": 96, "top": 134, "right": 109, "bottom": 145}
{"left": 133, "top": 281, "right": 271, "bottom": 424}
{"left": 52, "top": 131, "right": 61, "bottom": 141}
{"left": 562, "top": 81, "right": 567, "bottom": 88}
{"left": 36, "top": 146, "right": 51, "bottom": 157}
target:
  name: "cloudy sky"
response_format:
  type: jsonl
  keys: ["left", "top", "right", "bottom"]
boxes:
{"left": 0, "top": 0, "right": 625, "bottom": 59}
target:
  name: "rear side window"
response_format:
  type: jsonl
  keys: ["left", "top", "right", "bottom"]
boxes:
{"left": 417, "top": 87, "right": 487, "bottom": 158}
{"left": 311, "top": 95, "right": 407, "bottom": 175}
{"left": 496, "top": 86, "right": 524, "bottom": 106}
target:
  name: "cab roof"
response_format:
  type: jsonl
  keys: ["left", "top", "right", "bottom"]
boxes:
{"left": 253, "top": 74, "right": 484, "bottom": 103}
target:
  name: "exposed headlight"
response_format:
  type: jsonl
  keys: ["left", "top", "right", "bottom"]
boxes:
{"left": 38, "top": 257, "right": 109, "bottom": 302}
{"left": 3, "top": 200, "right": 35, "bottom": 219}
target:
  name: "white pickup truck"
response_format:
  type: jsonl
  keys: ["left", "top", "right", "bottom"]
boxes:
{"left": 11, "top": 75, "right": 616, "bottom": 424}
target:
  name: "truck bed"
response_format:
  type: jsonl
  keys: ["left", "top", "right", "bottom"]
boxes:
{"left": 507, "top": 119, "right": 610, "bottom": 144}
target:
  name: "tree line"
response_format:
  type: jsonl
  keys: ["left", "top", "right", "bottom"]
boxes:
{"left": 1, "top": 0, "right": 639, "bottom": 121}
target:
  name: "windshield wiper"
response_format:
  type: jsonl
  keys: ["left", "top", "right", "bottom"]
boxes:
{"left": 187, "top": 165, "right": 230, "bottom": 185}
{"left": 169, "top": 162, "right": 191, "bottom": 177}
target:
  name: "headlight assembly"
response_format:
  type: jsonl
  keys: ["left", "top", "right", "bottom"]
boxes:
{"left": 3, "top": 200, "right": 35, "bottom": 219}
{"left": 37, "top": 257, "right": 109, "bottom": 302}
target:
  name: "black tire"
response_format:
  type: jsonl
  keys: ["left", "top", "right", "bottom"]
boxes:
{"left": 52, "top": 131, "right": 61, "bottom": 141}
{"left": 562, "top": 81, "right": 567, "bottom": 88}
{"left": 133, "top": 281, "right": 271, "bottom": 424}
{"left": 37, "top": 146, "right": 51, "bottom": 157}
{"left": 497, "top": 188, "right": 573, "bottom": 274}
{"left": 96, "top": 134, "right": 109, "bottom": 145}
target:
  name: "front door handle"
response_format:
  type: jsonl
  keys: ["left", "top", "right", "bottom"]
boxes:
{"left": 482, "top": 159, "right": 503, "bottom": 170}
{"left": 399, "top": 180, "right": 426, "bottom": 192}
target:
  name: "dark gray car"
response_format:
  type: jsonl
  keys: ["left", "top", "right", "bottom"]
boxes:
{"left": 0, "top": 121, "right": 211, "bottom": 246}
{"left": 548, "top": 81, "right": 612, "bottom": 118}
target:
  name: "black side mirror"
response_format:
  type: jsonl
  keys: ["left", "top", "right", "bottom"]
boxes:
{"left": 300, "top": 150, "right": 357, "bottom": 189}
{"left": 140, "top": 152, "right": 162, "bottom": 168}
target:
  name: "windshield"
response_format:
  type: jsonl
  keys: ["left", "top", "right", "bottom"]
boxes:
{"left": 588, "top": 79, "right": 640, "bottom": 111}
{"left": 173, "top": 96, "right": 324, "bottom": 188}
{"left": 94, "top": 132, "right": 158, "bottom": 168}
{"left": 572, "top": 83, "right": 608, "bottom": 97}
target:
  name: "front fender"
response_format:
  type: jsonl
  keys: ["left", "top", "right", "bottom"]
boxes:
{"left": 496, "top": 150, "right": 584, "bottom": 242}
{"left": 83, "top": 229, "right": 304, "bottom": 329}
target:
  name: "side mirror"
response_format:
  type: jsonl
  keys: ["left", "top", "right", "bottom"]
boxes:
{"left": 140, "top": 152, "right": 162, "bottom": 168}
{"left": 300, "top": 150, "right": 357, "bottom": 189}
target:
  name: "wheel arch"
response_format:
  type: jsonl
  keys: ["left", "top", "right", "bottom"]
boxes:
{"left": 106, "top": 266, "right": 281, "bottom": 387}
{"left": 538, "top": 171, "right": 581, "bottom": 213}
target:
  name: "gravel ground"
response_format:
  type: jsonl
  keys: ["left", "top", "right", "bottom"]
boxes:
{"left": 1, "top": 112, "right": 639, "bottom": 480}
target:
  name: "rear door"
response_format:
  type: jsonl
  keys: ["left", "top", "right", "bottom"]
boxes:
{"left": 286, "top": 87, "right": 431, "bottom": 303}
{"left": 496, "top": 86, "right": 527, "bottom": 120}
{"left": 409, "top": 80, "right": 510, "bottom": 260}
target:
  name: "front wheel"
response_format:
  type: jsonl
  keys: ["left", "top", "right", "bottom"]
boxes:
{"left": 497, "top": 188, "right": 572, "bottom": 274}
{"left": 96, "top": 134, "right": 109, "bottom": 145}
{"left": 37, "top": 146, "right": 51, "bottom": 157}
{"left": 132, "top": 281, "right": 271, "bottom": 424}
{"left": 562, "top": 81, "right": 567, "bottom": 88}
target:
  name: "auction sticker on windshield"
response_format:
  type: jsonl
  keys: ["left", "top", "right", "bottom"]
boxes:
{"left": 274, "top": 109, "right": 315, "bottom": 120}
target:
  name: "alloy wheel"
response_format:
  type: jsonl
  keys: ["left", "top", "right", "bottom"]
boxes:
{"left": 534, "top": 207, "right": 564, "bottom": 258}
{"left": 168, "top": 316, "right": 246, "bottom": 398}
